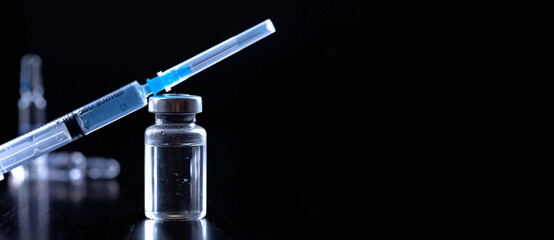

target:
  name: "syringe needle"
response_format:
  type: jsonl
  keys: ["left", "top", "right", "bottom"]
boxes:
{"left": 146, "top": 19, "right": 275, "bottom": 94}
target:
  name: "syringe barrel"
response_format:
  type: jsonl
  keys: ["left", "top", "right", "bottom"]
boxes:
{"left": 0, "top": 117, "right": 73, "bottom": 175}
{"left": 73, "top": 81, "right": 149, "bottom": 135}
{"left": 0, "top": 81, "right": 150, "bottom": 177}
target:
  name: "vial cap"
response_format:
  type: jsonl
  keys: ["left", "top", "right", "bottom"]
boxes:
{"left": 148, "top": 94, "right": 202, "bottom": 113}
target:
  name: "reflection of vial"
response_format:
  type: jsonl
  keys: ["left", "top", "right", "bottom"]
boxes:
{"left": 145, "top": 94, "right": 207, "bottom": 221}
{"left": 142, "top": 219, "right": 208, "bottom": 239}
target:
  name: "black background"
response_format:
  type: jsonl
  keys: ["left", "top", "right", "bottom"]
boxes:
{"left": 1, "top": 0, "right": 360, "bottom": 238}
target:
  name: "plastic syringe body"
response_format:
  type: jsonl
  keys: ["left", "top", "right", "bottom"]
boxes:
{"left": 0, "top": 19, "right": 275, "bottom": 179}
{"left": 0, "top": 81, "right": 149, "bottom": 177}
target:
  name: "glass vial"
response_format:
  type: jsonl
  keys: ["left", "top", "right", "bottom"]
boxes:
{"left": 12, "top": 54, "right": 48, "bottom": 181}
{"left": 145, "top": 94, "right": 207, "bottom": 221}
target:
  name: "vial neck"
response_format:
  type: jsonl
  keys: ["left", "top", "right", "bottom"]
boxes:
{"left": 155, "top": 114, "right": 196, "bottom": 124}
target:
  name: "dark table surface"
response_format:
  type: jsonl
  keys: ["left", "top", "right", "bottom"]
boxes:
{"left": 0, "top": 174, "right": 241, "bottom": 239}
{"left": 0, "top": 170, "right": 344, "bottom": 239}
{"left": 0, "top": 143, "right": 345, "bottom": 240}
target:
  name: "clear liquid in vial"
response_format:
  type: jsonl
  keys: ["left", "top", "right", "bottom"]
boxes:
{"left": 145, "top": 143, "right": 206, "bottom": 221}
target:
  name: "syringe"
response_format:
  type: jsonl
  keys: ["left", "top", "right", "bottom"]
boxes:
{"left": 0, "top": 19, "right": 275, "bottom": 180}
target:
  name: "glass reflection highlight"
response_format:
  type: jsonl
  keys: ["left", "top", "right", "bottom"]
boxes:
{"left": 141, "top": 219, "right": 209, "bottom": 240}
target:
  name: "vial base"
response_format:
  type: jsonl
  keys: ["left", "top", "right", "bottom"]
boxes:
{"left": 145, "top": 211, "right": 206, "bottom": 221}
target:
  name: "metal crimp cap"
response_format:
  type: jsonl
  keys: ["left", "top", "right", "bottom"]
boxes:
{"left": 148, "top": 94, "right": 202, "bottom": 113}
